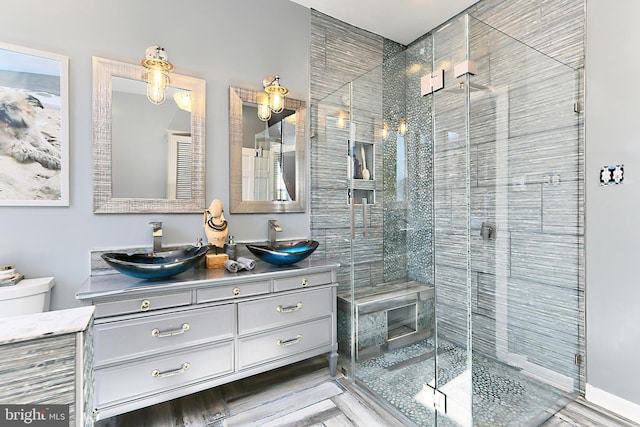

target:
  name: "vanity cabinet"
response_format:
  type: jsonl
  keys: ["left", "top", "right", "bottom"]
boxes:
{"left": 76, "top": 263, "right": 339, "bottom": 421}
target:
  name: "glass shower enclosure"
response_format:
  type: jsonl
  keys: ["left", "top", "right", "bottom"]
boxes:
{"left": 312, "top": 13, "right": 582, "bottom": 427}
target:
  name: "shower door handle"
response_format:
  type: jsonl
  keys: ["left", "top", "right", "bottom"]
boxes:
{"left": 362, "top": 198, "right": 369, "bottom": 239}
{"left": 349, "top": 198, "right": 369, "bottom": 239}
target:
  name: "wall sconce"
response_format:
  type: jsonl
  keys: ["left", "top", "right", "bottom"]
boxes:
{"left": 398, "top": 118, "right": 407, "bottom": 136}
{"left": 257, "top": 92, "right": 272, "bottom": 121}
{"left": 258, "top": 75, "right": 288, "bottom": 121}
{"left": 173, "top": 90, "right": 191, "bottom": 112}
{"left": 336, "top": 110, "right": 349, "bottom": 129}
{"left": 141, "top": 45, "right": 174, "bottom": 105}
{"left": 382, "top": 122, "right": 390, "bottom": 139}
{"left": 382, "top": 118, "right": 407, "bottom": 139}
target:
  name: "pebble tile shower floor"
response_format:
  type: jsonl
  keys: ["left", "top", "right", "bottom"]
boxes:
{"left": 353, "top": 339, "right": 574, "bottom": 426}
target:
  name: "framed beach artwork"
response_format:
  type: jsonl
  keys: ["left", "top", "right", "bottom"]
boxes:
{"left": 0, "top": 42, "right": 69, "bottom": 206}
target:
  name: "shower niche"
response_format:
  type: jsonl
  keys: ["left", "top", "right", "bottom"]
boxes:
{"left": 387, "top": 304, "right": 416, "bottom": 341}
{"left": 337, "top": 281, "right": 434, "bottom": 360}
{"left": 348, "top": 140, "right": 375, "bottom": 205}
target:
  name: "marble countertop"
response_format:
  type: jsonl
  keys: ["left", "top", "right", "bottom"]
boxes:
{"left": 0, "top": 305, "right": 94, "bottom": 345}
{"left": 76, "top": 260, "right": 341, "bottom": 302}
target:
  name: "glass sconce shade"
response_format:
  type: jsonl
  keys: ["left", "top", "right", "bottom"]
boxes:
{"left": 398, "top": 118, "right": 407, "bottom": 136}
{"left": 268, "top": 91, "right": 285, "bottom": 113}
{"left": 382, "top": 122, "right": 390, "bottom": 139}
{"left": 141, "top": 46, "right": 174, "bottom": 105}
{"left": 257, "top": 93, "right": 271, "bottom": 121}
{"left": 263, "top": 75, "right": 289, "bottom": 114}
{"left": 173, "top": 90, "right": 192, "bottom": 112}
{"left": 337, "top": 110, "right": 349, "bottom": 129}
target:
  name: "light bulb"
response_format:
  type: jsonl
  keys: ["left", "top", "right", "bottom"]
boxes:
{"left": 263, "top": 75, "right": 288, "bottom": 114}
{"left": 269, "top": 93, "right": 284, "bottom": 113}
{"left": 398, "top": 118, "right": 407, "bottom": 136}
{"left": 145, "top": 67, "right": 169, "bottom": 104}
{"left": 336, "top": 110, "right": 348, "bottom": 129}
{"left": 141, "top": 45, "right": 174, "bottom": 105}
{"left": 257, "top": 102, "right": 271, "bottom": 121}
{"left": 382, "top": 121, "right": 390, "bottom": 139}
{"left": 257, "top": 93, "right": 271, "bottom": 121}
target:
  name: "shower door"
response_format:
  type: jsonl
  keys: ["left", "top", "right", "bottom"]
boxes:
{"left": 344, "top": 48, "right": 444, "bottom": 426}
{"left": 430, "top": 14, "right": 582, "bottom": 426}
{"left": 468, "top": 15, "right": 582, "bottom": 425}
{"left": 312, "top": 57, "right": 440, "bottom": 425}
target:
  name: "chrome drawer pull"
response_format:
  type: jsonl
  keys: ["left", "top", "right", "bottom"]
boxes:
{"left": 276, "top": 302, "right": 303, "bottom": 313}
{"left": 151, "top": 323, "right": 190, "bottom": 338}
{"left": 277, "top": 334, "right": 302, "bottom": 347}
{"left": 140, "top": 300, "right": 151, "bottom": 311}
{"left": 151, "top": 362, "right": 190, "bottom": 378}
{"left": 301, "top": 277, "right": 308, "bottom": 287}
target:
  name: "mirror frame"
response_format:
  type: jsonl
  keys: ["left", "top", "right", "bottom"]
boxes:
{"left": 229, "top": 86, "right": 306, "bottom": 213}
{"left": 92, "top": 56, "right": 206, "bottom": 213}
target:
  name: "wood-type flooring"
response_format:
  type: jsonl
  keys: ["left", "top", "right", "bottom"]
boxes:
{"left": 95, "top": 356, "right": 639, "bottom": 427}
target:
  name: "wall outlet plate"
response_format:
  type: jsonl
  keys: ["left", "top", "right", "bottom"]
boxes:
{"left": 600, "top": 164, "right": 624, "bottom": 186}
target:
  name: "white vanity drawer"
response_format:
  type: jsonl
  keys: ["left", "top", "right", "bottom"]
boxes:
{"left": 93, "top": 291, "right": 192, "bottom": 318}
{"left": 237, "top": 317, "right": 332, "bottom": 370}
{"left": 94, "top": 341, "right": 233, "bottom": 408}
{"left": 94, "top": 304, "right": 234, "bottom": 366}
{"left": 273, "top": 271, "right": 333, "bottom": 292}
{"left": 237, "top": 287, "right": 333, "bottom": 335}
{"left": 196, "top": 280, "right": 270, "bottom": 303}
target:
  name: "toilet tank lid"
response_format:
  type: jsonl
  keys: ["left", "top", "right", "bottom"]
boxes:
{"left": 0, "top": 277, "right": 55, "bottom": 299}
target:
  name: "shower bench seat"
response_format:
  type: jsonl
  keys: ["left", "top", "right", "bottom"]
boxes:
{"left": 337, "top": 281, "right": 434, "bottom": 360}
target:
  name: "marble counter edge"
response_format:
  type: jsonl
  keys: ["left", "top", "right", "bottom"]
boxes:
{"left": 0, "top": 305, "right": 95, "bottom": 345}
{"left": 76, "top": 261, "right": 341, "bottom": 301}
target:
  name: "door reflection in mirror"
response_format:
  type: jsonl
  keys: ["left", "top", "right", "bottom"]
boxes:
{"left": 242, "top": 106, "right": 296, "bottom": 202}
{"left": 229, "top": 86, "right": 305, "bottom": 214}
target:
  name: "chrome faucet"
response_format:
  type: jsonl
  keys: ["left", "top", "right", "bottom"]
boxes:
{"left": 268, "top": 220, "right": 282, "bottom": 247}
{"left": 149, "top": 221, "right": 163, "bottom": 252}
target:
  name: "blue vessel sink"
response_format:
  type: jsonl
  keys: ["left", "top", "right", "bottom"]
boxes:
{"left": 246, "top": 240, "right": 319, "bottom": 266}
{"left": 101, "top": 245, "right": 209, "bottom": 280}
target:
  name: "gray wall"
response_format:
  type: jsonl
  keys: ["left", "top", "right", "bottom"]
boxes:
{"left": 585, "top": 0, "right": 640, "bottom": 410}
{"left": 0, "top": 0, "right": 311, "bottom": 310}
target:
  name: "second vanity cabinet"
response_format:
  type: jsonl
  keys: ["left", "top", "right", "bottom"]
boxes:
{"left": 77, "top": 263, "right": 339, "bottom": 421}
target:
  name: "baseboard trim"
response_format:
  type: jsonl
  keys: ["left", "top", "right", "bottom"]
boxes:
{"left": 585, "top": 383, "right": 640, "bottom": 424}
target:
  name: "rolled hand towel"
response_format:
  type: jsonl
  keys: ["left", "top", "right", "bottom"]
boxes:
{"left": 237, "top": 257, "right": 256, "bottom": 271}
{"left": 224, "top": 260, "right": 240, "bottom": 273}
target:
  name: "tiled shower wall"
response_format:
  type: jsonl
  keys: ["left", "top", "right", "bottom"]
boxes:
{"left": 310, "top": 0, "right": 585, "bottom": 390}
{"left": 309, "top": 10, "right": 403, "bottom": 290}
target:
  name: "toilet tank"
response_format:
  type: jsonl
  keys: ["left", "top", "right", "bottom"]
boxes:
{"left": 0, "top": 277, "right": 55, "bottom": 319}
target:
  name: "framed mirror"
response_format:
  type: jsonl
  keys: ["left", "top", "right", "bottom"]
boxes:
{"left": 92, "top": 56, "right": 206, "bottom": 213}
{"left": 229, "top": 86, "right": 306, "bottom": 213}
